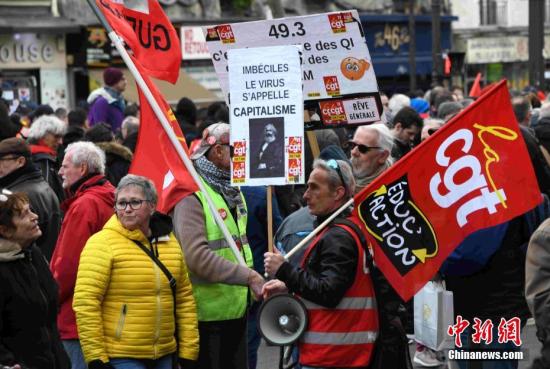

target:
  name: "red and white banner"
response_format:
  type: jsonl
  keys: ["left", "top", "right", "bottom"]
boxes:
{"left": 354, "top": 80, "right": 542, "bottom": 301}
{"left": 129, "top": 57, "right": 197, "bottom": 213}
{"left": 96, "top": 0, "right": 181, "bottom": 83}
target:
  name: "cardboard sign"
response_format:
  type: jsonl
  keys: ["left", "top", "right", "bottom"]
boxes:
{"left": 204, "top": 10, "right": 382, "bottom": 129}
{"left": 228, "top": 45, "right": 304, "bottom": 186}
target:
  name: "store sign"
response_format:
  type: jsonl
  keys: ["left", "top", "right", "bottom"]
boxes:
{"left": 0, "top": 34, "right": 64, "bottom": 68}
{"left": 374, "top": 23, "right": 410, "bottom": 52}
{"left": 466, "top": 37, "right": 528, "bottom": 64}
{"left": 181, "top": 26, "right": 210, "bottom": 60}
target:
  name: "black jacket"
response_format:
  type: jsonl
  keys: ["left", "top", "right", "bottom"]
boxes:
{"left": 96, "top": 141, "right": 133, "bottom": 187}
{"left": 0, "top": 240, "right": 70, "bottom": 369}
{"left": 276, "top": 213, "right": 358, "bottom": 308}
{"left": 31, "top": 151, "right": 65, "bottom": 203}
{"left": 0, "top": 162, "right": 61, "bottom": 261}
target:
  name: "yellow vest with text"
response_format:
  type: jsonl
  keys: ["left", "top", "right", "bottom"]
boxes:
{"left": 192, "top": 179, "right": 253, "bottom": 321}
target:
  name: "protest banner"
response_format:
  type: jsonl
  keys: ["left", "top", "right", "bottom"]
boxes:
{"left": 89, "top": 0, "right": 247, "bottom": 266}
{"left": 228, "top": 45, "right": 304, "bottom": 186}
{"left": 285, "top": 80, "right": 542, "bottom": 301}
{"left": 354, "top": 80, "right": 542, "bottom": 301}
{"left": 204, "top": 10, "right": 382, "bottom": 130}
{"left": 95, "top": 0, "right": 181, "bottom": 83}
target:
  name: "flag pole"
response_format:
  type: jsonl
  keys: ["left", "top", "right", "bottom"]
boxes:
{"left": 87, "top": 0, "right": 247, "bottom": 266}
{"left": 284, "top": 198, "right": 355, "bottom": 260}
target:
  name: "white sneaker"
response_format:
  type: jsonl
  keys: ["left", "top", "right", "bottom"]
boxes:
{"left": 413, "top": 348, "right": 443, "bottom": 367}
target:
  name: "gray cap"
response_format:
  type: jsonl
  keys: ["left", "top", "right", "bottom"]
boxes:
{"left": 191, "top": 122, "right": 230, "bottom": 160}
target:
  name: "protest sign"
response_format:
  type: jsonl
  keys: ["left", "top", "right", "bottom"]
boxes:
{"left": 204, "top": 10, "right": 382, "bottom": 130}
{"left": 228, "top": 45, "right": 304, "bottom": 186}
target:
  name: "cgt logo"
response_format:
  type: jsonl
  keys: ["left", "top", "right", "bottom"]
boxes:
{"left": 216, "top": 25, "right": 235, "bottom": 44}
{"left": 233, "top": 141, "right": 246, "bottom": 157}
{"left": 233, "top": 162, "right": 246, "bottom": 179}
{"left": 429, "top": 124, "right": 515, "bottom": 227}
{"left": 328, "top": 14, "right": 347, "bottom": 33}
{"left": 319, "top": 101, "right": 347, "bottom": 125}
{"left": 323, "top": 76, "right": 341, "bottom": 96}
{"left": 288, "top": 137, "right": 302, "bottom": 154}
{"left": 288, "top": 159, "right": 301, "bottom": 177}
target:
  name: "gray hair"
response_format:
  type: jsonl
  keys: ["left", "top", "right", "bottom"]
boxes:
{"left": 116, "top": 174, "right": 158, "bottom": 205}
{"left": 356, "top": 123, "right": 395, "bottom": 163}
{"left": 539, "top": 102, "right": 550, "bottom": 121}
{"left": 122, "top": 116, "right": 140, "bottom": 136}
{"left": 312, "top": 159, "right": 355, "bottom": 199}
{"left": 27, "top": 114, "right": 66, "bottom": 142}
{"left": 65, "top": 141, "right": 106, "bottom": 174}
{"left": 388, "top": 93, "right": 411, "bottom": 119}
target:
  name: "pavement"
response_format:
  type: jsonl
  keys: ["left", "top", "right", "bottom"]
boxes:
{"left": 256, "top": 318, "right": 541, "bottom": 369}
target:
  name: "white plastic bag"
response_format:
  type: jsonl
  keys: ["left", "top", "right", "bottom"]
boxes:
{"left": 414, "top": 281, "right": 454, "bottom": 351}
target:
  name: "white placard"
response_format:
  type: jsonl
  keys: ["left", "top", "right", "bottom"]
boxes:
{"left": 204, "top": 10, "right": 379, "bottom": 104}
{"left": 229, "top": 45, "right": 304, "bottom": 186}
{"left": 181, "top": 26, "right": 211, "bottom": 60}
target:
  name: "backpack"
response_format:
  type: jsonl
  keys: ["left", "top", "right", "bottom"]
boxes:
{"left": 334, "top": 217, "right": 413, "bottom": 369}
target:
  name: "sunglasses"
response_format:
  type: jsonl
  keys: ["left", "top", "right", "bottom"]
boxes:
{"left": 326, "top": 159, "right": 347, "bottom": 195}
{"left": 348, "top": 141, "right": 383, "bottom": 154}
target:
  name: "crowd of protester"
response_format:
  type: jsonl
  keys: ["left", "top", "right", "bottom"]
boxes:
{"left": 1, "top": 65, "right": 550, "bottom": 369}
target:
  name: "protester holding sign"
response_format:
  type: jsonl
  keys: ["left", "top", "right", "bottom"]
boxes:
{"left": 172, "top": 123, "right": 263, "bottom": 369}
{"left": 264, "top": 159, "right": 378, "bottom": 369}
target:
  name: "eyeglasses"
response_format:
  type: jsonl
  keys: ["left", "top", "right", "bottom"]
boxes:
{"left": 326, "top": 159, "right": 346, "bottom": 193}
{"left": 222, "top": 144, "right": 235, "bottom": 158}
{"left": 348, "top": 141, "right": 383, "bottom": 154}
{"left": 115, "top": 199, "right": 149, "bottom": 211}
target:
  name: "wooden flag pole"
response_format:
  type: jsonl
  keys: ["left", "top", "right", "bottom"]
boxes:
{"left": 267, "top": 186, "right": 274, "bottom": 253}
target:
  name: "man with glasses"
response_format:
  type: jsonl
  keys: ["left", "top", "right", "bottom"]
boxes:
{"left": 264, "top": 158, "right": 378, "bottom": 369}
{"left": 350, "top": 123, "right": 394, "bottom": 193}
{"left": 0, "top": 137, "right": 61, "bottom": 261}
{"left": 50, "top": 141, "right": 115, "bottom": 369}
{"left": 171, "top": 123, "right": 264, "bottom": 369}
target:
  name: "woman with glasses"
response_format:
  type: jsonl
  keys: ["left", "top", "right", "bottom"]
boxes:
{"left": 0, "top": 190, "right": 70, "bottom": 369}
{"left": 73, "top": 175, "right": 199, "bottom": 369}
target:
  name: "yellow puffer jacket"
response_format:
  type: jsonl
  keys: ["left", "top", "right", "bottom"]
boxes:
{"left": 73, "top": 214, "right": 199, "bottom": 363}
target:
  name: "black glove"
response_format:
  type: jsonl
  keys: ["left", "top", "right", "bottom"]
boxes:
{"left": 88, "top": 360, "right": 115, "bottom": 369}
{"left": 178, "top": 358, "right": 198, "bottom": 369}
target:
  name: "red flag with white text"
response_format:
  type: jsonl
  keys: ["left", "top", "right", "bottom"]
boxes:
{"left": 95, "top": 0, "right": 181, "bottom": 83}
{"left": 129, "top": 57, "right": 198, "bottom": 213}
{"left": 353, "top": 80, "right": 542, "bottom": 301}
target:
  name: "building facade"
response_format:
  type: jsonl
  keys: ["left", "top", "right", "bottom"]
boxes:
{"left": 451, "top": 0, "right": 550, "bottom": 91}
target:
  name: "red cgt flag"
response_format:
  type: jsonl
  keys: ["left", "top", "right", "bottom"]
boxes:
{"left": 96, "top": 0, "right": 181, "bottom": 83}
{"left": 469, "top": 72, "right": 482, "bottom": 98}
{"left": 353, "top": 80, "right": 542, "bottom": 301}
{"left": 129, "top": 57, "right": 198, "bottom": 213}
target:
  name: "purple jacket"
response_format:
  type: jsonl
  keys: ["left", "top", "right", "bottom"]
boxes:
{"left": 87, "top": 87, "right": 125, "bottom": 132}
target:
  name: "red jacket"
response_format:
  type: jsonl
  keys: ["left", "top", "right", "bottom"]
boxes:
{"left": 299, "top": 219, "right": 378, "bottom": 368}
{"left": 50, "top": 175, "right": 115, "bottom": 339}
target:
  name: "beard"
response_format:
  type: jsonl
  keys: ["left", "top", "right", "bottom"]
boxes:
{"left": 351, "top": 156, "right": 372, "bottom": 178}
{"left": 264, "top": 134, "right": 276, "bottom": 143}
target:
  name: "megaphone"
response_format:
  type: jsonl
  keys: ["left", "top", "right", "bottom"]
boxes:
{"left": 258, "top": 294, "right": 308, "bottom": 346}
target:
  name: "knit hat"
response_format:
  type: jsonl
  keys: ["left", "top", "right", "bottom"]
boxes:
{"left": 410, "top": 98, "right": 430, "bottom": 114}
{"left": 191, "top": 123, "right": 230, "bottom": 160}
{"left": 103, "top": 67, "right": 124, "bottom": 87}
{"left": 0, "top": 137, "right": 31, "bottom": 158}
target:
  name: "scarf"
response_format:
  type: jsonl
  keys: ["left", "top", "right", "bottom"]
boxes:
{"left": 355, "top": 160, "right": 392, "bottom": 194}
{"left": 194, "top": 156, "right": 242, "bottom": 209}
